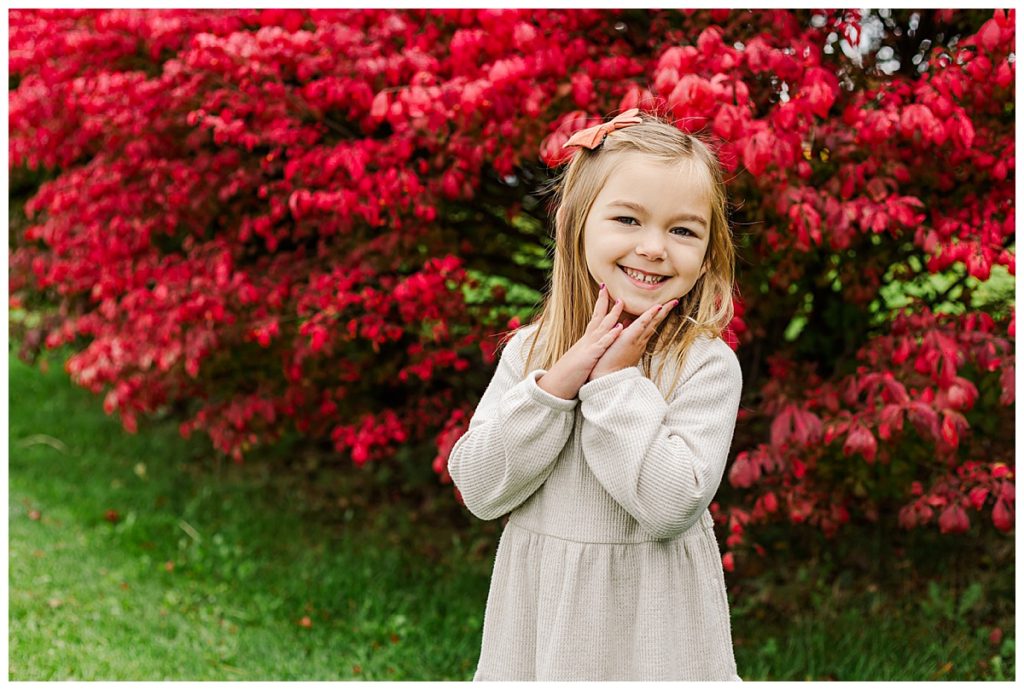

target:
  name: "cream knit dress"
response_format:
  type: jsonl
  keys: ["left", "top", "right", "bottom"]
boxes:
{"left": 448, "top": 323, "right": 744, "bottom": 681}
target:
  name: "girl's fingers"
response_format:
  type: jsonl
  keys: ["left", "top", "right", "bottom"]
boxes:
{"left": 600, "top": 296, "right": 624, "bottom": 329}
{"left": 639, "top": 299, "right": 679, "bottom": 341}
{"left": 652, "top": 299, "right": 679, "bottom": 329}
{"left": 623, "top": 300, "right": 674, "bottom": 341}
{"left": 589, "top": 283, "right": 609, "bottom": 326}
{"left": 598, "top": 322, "right": 624, "bottom": 346}
{"left": 626, "top": 302, "right": 662, "bottom": 333}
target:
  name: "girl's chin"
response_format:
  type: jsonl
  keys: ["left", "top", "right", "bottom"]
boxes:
{"left": 618, "top": 296, "right": 681, "bottom": 322}
{"left": 616, "top": 307, "right": 643, "bottom": 326}
{"left": 619, "top": 300, "right": 655, "bottom": 318}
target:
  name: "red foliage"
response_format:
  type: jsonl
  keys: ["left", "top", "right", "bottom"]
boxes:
{"left": 9, "top": 9, "right": 1014, "bottom": 567}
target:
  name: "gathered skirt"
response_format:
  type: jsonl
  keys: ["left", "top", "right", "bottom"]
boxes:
{"left": 471, "top": 518, "right": 743, "bottom": 681}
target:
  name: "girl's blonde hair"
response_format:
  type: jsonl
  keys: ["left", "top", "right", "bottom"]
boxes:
{"left": 516, "top": 110, "right": 737, "bottom": 400}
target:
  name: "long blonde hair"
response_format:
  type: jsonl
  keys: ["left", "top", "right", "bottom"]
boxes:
{"left": 514, "top": 110, "right": 737, "bottom": 400}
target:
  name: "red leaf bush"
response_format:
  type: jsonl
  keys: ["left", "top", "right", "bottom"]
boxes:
{"left": 9, "top": 9, "right": 1014, "bottom": 566}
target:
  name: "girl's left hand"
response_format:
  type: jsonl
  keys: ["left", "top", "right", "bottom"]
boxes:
{"left": 588, "top": 298, "right": 679, "bottom": 381}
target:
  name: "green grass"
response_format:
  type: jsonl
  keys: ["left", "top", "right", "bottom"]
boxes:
{"left": 732, "top": 581, "right": 1015, "bottom": 681}
{"left": 9, "top": 347, "right": 494, "bottom": 680}
{"left": 9, "top": 346, "right": 1015, "bottom": 680}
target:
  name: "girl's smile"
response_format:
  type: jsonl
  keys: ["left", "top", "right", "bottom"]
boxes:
{"left": 618, "top": 264, "right": 671, "bottom": 289}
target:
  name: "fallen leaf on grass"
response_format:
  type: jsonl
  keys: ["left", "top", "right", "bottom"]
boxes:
{"left": 930, "top": 661, "right": 954, "bottom": 679}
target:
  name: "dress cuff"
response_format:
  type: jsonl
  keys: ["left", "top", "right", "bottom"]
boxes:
{"left": 523, "top": 369, "right": 579, "bottom": 411}
{"left": 578, "top": 365, "right": 644, "bottom": 400}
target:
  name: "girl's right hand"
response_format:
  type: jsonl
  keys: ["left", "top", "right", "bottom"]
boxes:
{"left": 536, "top": 284, "right": 625, "bottom": 400}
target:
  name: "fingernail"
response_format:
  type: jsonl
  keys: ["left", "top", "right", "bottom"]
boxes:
{"left": 599, "top": 282, "right": 605, "bottom": 290}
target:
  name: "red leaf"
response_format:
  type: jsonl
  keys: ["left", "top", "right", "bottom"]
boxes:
{"left": 728, "top": 451, "right": 760, "bottom": 488}
{"left": 907, "top": 402, "right": 939, "bottom": 440}
{"left": 953, "top": 114, "right": 975, "bottom": 149}
{"left": 978, "top": 18, "right": 1003, "bottom": 53}
{"left": 968, "top": 486, "right": 990, "bottom": 510}
{"left": 769, "top": 404, "right": 794, "bottom": 448}
{"left": 938, "top": 503, "right": 970, "bottom": 534}
{"left": 945, "top": 377, "right": 979, "bottom": 411}
{"left": 792, "top": 408, "right": 822, "bottom": 445}
{"left": 791, "top": 457, "right": 806, "bottom": 479}
{"left": 742, "top": 130, "right": 774, "bottom": 176}
{"left": 842, "top": 422, "right": 877, "bottom": 462}
{"left": 799, "top": 66, "right": 839, "bottom": 118}
{"left": 892, "top": 336, "right": 912, "bottom": 365}
{"left": 310, "top": 324, "right": 328, "bottom": 352}
{"left": 879, "top": 403, "right": 905, "bottom": 436}
{"left": 898, "top": 504, "right": 918, "bottom": 529}
{"left": 940, "top": 410, "right": 967, "bottom": 448}
{"left": 992, "top": 498, "right": 1014, "bottom": 531}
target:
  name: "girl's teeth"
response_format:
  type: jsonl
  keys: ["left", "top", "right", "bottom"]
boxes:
{"left": 623, "top": 267, "right": 665, "bottom": 284}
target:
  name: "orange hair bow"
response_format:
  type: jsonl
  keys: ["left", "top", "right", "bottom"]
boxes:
{"left": 561, "top": 108, "right": 643, "bottom": 150}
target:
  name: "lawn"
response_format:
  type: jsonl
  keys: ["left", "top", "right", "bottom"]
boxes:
{"left": 8, "top": 346, "right": 1015, "bottom": 680}
{"left": 9, "top": 347, "right": 493, "bottom": 681}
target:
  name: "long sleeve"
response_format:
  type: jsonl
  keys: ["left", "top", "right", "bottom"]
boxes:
{"left": 447, "top": 325, "right": 578, "bottom": 521}
{"left": 577, "top": 338, "right": 743, "bottom": 540}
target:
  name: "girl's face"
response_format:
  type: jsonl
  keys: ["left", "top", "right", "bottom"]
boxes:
{"left": 583, "top": 152, "right": 712, "bottom": 319}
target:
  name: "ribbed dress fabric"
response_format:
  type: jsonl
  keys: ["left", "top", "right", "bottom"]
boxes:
{"left": 448, "top": 323, "right": 744, "bottom": 681}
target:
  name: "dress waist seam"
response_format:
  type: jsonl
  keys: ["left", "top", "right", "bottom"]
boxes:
{"left": 506, "top": 518, "right": 711, "bottom": 545}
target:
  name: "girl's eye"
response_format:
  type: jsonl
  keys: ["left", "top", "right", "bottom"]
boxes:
{"left": 615, "top": 216, "right": 695, "bottom": 237}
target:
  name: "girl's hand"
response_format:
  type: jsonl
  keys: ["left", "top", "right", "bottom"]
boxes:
{"left": 588, "top": 299, "right": 679, "bottom": 381}
{"left": 536, "top": 285, "right": 626, "bottom": 400}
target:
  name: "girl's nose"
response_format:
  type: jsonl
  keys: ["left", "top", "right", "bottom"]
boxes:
{"left": 635, "top": 230, "right": 667, "bottom": 261}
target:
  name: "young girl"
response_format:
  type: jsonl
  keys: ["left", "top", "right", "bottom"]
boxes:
{"left": 447, "top": 108, "right": 744, "bottom": 681}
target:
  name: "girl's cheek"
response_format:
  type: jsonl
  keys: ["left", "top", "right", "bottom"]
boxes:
{"left": 673, "top": 282, "right": 700, "bottom": 300}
